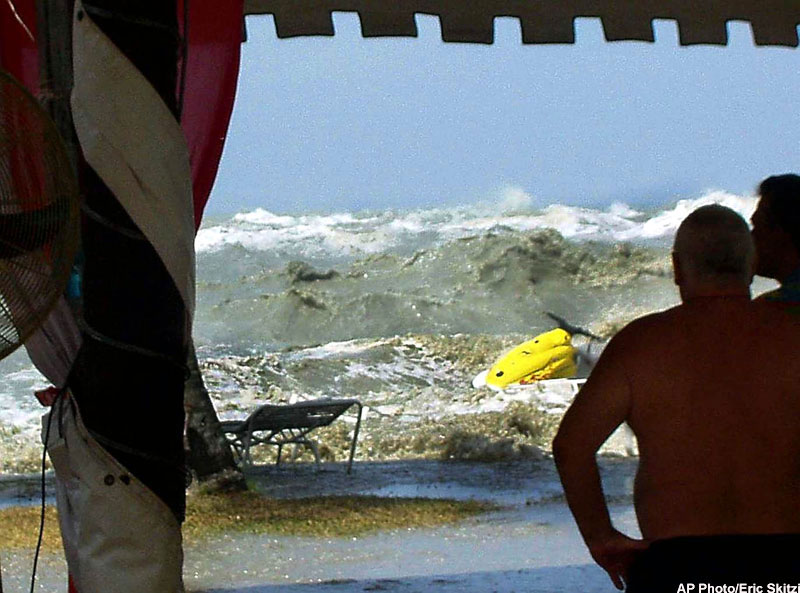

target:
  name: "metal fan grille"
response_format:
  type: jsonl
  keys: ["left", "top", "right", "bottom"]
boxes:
{"left": 0, "top": 71, "right": 79, "bottom": 361}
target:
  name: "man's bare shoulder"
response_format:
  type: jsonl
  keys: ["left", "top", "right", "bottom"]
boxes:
{"left": 590, "top": 307, "right": 681, "bottom": 374}
{"left": 752, "top": 298, "right": 800, "bottom": 340}
{"left": 609, "top": 307, "right": 680, "bottom": 346}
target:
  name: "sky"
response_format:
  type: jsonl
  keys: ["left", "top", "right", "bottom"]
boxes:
{"left": 207, "top": 14, "right": 800, "bottom": 217}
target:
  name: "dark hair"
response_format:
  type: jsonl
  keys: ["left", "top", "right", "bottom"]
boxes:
{"left": 759, "top": 174, "right": 800, "bottom": 252}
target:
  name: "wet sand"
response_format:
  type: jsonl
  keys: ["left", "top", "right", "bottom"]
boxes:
{"left": 0, "top": 458, "right": 638, "bottom": 593}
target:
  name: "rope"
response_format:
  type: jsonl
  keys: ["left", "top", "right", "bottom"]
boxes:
{"left": 79, "top": 319, "right": 188, "bottom": 376}
{"left": 81, "top": 202, "right": 148, "bottom": 241}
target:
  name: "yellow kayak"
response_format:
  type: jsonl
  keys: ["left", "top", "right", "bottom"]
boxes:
{"left": 472, "top": 328, "right": 578, "bottom": 390}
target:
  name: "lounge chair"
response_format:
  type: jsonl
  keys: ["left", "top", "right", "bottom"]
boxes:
{"left": 221, "top": 398, "right": 363, "bottom": 474}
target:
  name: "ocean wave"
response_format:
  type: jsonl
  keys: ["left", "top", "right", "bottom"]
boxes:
{"left": 197, "top": 208, "right": 397, "bottom": 257}
{"left": 196, "top": 190, "right": 757, "bottom": 259}
{"left": 195, "top": 224, "right": 675, "bottom": 352}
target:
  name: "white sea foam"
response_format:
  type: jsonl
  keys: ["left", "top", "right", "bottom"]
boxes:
{"left": 287, "top": 338, "right": 392, "bottom": 360}
{"left": 5, "top": 368, "right": 46, "bottom": 384}
{"left": 497, "top": 185, "right": 536, "bottom": 213}
{"left": 342, "top": 353, "right": 457, "bottom": 388}
{"left": 0, "top": 359, "right": 49, "bottom": 448}
{"left": 616, "top": 190, "right": 757, "bottom": 240}
{"left": 608, "top": 202, "right": 643, "bottom": 218}
{"left": 197, "top": 208, "right": 399, "bottom": 256}
{"left": 232, "top": 208, "right": 297, "bottom": 227}
{"left": 197, "top": 190, "right": 756, "bottom": 258}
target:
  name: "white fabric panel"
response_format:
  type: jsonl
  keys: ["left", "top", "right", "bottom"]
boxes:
{"left": 243, "top": 0, "right": 800, "bottom": 47}
{"left": 44, "top": 393, "right": 184, "bottom": 593}
{"left": 23, "top": 296, "right": 81, "bottom": 387}
{"left": 70, "top": 0, "right": 196, "bottom": 319}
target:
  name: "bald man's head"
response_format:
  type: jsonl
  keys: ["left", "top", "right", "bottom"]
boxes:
{"left": 673, "top": 205, "right": 755, "bottom": 289}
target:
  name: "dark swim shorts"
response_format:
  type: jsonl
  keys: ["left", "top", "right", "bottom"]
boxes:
{"left": 625, "top": 534, "right": 800, "bottom": 593}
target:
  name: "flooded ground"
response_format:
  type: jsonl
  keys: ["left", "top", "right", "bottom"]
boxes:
{"left": 190, "top": 459, "right": 638, "bottom": 593}
{"left": 0, "top": 457, "right": 638, "bottom": 593}
{"left": 188, "top": 502, "right": 637, "bottom": 593}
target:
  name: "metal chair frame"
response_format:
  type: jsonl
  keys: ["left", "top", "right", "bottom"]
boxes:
{"left": 221, "top": 398, "right": 363, "bottom": 474}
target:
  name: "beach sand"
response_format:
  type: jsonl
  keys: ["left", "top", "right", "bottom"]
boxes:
{"left": 0, "top": 458, "right": 638, "bottom": 593}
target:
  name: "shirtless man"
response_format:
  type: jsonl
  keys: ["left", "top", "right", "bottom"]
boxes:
{"left": 553, "top": 204, "right": 800, "bottom": 591}
{"left": 751, "top": 174, "right": 800, "bottom": 313}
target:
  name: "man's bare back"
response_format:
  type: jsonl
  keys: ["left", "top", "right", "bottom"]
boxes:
{"left": 601, "top": 296, "right": 800, "bottom": 540}
{"left": 553, "top": 205, "right": 800, "bottom": 590}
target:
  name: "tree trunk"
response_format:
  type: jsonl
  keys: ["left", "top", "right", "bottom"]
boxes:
{"left": 184, "top": 340, "right": 246, "bottom": 490}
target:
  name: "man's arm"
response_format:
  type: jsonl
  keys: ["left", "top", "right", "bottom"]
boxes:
{"left": 552, "top": 330, "right": 647, "bottom": 589}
